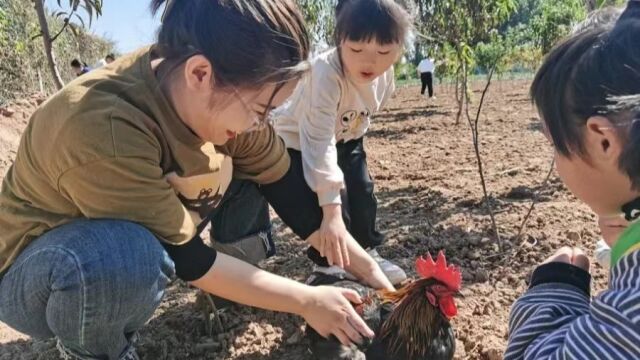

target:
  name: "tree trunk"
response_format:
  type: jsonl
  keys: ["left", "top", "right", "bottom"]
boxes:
{"left": 33, "top": 0, "right": 64, "bottom": 90}
{"left": 413, "top": 41, "right": 421, "bottom": 65}
{"left": 455, "top": 61, "right": 466, "bottom": 125}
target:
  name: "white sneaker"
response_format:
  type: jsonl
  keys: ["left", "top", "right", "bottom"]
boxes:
{"left": 595, "top": 239, "right": 611, "bottom": 268}
{"left": 367, "top": 248, "right": 407, "bottom": 285}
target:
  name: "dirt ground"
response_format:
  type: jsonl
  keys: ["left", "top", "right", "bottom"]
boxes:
{"left": 0, "top": 81, "right": 609, "bottom": 360}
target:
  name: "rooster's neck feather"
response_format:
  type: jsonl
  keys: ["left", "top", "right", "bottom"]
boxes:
{"left": 377, "top": 278, "right": 446, "bottom": 358}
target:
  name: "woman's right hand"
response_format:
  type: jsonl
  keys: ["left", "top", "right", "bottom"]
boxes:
{"left": 300, "top": 285, "right": 375, "bottom": 346}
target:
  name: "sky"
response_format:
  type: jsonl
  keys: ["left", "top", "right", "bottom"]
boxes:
{"left": 45, "top": 0, "right": 162, "bottom": 54}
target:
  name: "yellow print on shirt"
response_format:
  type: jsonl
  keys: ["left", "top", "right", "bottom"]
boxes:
{"left": 165, "top": 146, "right": 233, "bottom": 225}
{"left": 339, "top": 108, "right": 371, "bottom": 137}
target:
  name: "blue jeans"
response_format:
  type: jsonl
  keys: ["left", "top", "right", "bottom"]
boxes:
{"left": 0, "top": 220, "right": 175, "bottom": 359}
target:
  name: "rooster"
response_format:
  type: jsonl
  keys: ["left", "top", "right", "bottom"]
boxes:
{"left": 306, "top": 251, "right": 461, "bottom": 360}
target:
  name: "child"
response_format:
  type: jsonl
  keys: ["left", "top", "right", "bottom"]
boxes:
{"left": 506, "top": 2, "right": 640, "bottom": 358}
{"left": 70, "top": 58, "right": 90, "bottom": 77}
{"left": 275, "top": 0, "right": 412, "bottom": 285}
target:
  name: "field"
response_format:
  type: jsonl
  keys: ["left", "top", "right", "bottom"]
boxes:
{"left": 0, "top": 81, "right": 609, "bottom": 360}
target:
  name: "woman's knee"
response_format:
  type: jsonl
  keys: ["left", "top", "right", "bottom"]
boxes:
{"left": 37, "top": 221, "right": 174, "bottom": 355}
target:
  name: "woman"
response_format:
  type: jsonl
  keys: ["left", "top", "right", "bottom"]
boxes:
{"left": 0, "top": 1, "right": 377, "bottom": 359}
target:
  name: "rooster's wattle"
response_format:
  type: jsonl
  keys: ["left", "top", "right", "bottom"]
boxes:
{"left": 306, "top": 251, "right": 461, "bottom": 360}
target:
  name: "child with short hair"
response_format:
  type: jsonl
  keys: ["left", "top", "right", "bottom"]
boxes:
{"left": 274, "top": 0, "right": 412, "bottom": 285}
{"left": 70, "top": 58, "right": 90, "bottom": 76}
{"left": 506, "top": 1, "right": 640, "bottom": 358}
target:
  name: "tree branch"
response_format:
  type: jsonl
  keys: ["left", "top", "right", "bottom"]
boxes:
{"left": 50, "top": 18, "right": 70, "bottom": 43}
{"left": 515, "top": 158, "right": 556, "bottom": 242}
{"left": 466, "top": 64, "right": 502, "bottom": 249}
{"left": 30, "top": 32, "right": 44, "bottom": 41}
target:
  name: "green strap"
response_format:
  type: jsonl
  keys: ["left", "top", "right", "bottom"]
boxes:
{"left": 611, "top": 221, "right": 640, "bottom": 266}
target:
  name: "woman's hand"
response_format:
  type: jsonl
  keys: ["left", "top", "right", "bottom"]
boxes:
{"left": 191, "top": 253, "right": 374, "bottom": 347}
{"left": 301, "top": 285, "right": 375, "bottom": 346}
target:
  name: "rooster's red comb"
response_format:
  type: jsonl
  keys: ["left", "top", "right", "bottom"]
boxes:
{"left": 415, "top": 251, "right": 462, "bottom": 291}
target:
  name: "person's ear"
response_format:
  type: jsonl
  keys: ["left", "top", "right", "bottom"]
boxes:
{"left": 182, "top": 55, "right": 214, "bottom": 92}
{"left": 584, "top": 115, "right": 624, "bottom": 168}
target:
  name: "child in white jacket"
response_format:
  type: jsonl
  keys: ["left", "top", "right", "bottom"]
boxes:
{"left": 275, "top": 0, "right": 412, "bottom": 285}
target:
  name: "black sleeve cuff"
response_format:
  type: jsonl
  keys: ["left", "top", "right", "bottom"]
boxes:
{"left": 162, "top": 235, "right": 217, "bottom": 281}
{"left": 530, "top": 262, "right": 592, "bottom": 297}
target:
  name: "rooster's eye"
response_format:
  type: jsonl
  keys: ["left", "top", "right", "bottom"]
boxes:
{"left": 433, "top": 284, "right": 447, "bottom": 292}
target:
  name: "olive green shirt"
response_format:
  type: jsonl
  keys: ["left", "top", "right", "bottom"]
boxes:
{"left": 0, "top": 47, "right": 289, "bottom": 273}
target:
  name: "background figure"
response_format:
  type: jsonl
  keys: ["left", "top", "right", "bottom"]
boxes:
{"left": 70, "top": 59, "right": 90, "bottom": 77}
{"left": 96, "top": 54, "right": 116, "bottom": 68}
{"left": 417, "top": 57, "right": 435, "bottom": 99}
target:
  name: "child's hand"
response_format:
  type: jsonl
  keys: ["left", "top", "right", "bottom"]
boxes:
{"left": 543, "top": 246, "right": 590, "bottom": 271}
{"left": 319, "top": 204, "right": 350, "bottom": 268}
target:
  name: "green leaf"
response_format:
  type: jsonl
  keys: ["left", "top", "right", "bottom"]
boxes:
{"left": 74, "top": 12, "right": 85, "bottom": 28}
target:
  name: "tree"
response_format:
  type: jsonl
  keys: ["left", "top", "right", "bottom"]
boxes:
{"left": 32, "top": 0, "right": 102, "bottom": 90}
{"left": 411, "top": 0, "right": 518, "bottom": 247}
{"left": 297, "top": 0, "right": 336, "bottom": 52}
{"left": 530, "top": 0, "right": 586, "bottom": 54}
{"left": 414, "top": 0, "right": 517, "bottom": 123}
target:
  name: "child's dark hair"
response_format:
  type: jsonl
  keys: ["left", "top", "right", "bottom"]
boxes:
{"left": 105, "top": 53, "right": 115, "bottom": 61}
{"left": 531, "top": 1, "right": 640, "bottom": 187}
{"left": 334, "top": 0, "right": 412, "bottom": 46}
{"left": 150, "top": 0, "right": 310, "bottom": 90}
{"left": 70, "top": 59, "right": 82, "bottom": 68}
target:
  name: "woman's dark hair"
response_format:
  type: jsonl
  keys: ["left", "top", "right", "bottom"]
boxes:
{"left": 150, "top": 0, "right": 310, "bottom": 90}
{"left": 105, "top": 53, "right": 115, "bottom": 61}
{"left": 70, "top": 59, "right": 82, "bottom": 68}
{"left": 531, "top": 1, "right": 640, "bottom": 186}
{"left": 334, "top": 0, "right": 412, "bottom": 46}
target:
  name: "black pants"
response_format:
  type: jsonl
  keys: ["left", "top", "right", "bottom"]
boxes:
{"left": 208, "top": 179, "right": 275, "bottom": 256}
{"left": 261, "top": 140, "right": 384, "bottom": 266}
{"left": 420, "top": 72, "right": 434, "bottom": 97}
{"left": 220, "top": 139, "right": 384, "bottom": 267}
{"left": 335, "top": 137, "right": 385, "bottom": 251}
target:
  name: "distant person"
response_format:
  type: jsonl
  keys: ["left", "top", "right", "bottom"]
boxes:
{"left": 417, "top": 56, "right": 435, "bottom": 99}
{"left": 70, "top": 59, "right": 90, "bottom": 77}
{"left": 96, "top": 54, "right": 116, "bottom": 68}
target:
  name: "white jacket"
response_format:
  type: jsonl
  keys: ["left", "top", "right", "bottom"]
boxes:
{"left": 275, "top": 48, "right": 395, "bottom": 206}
